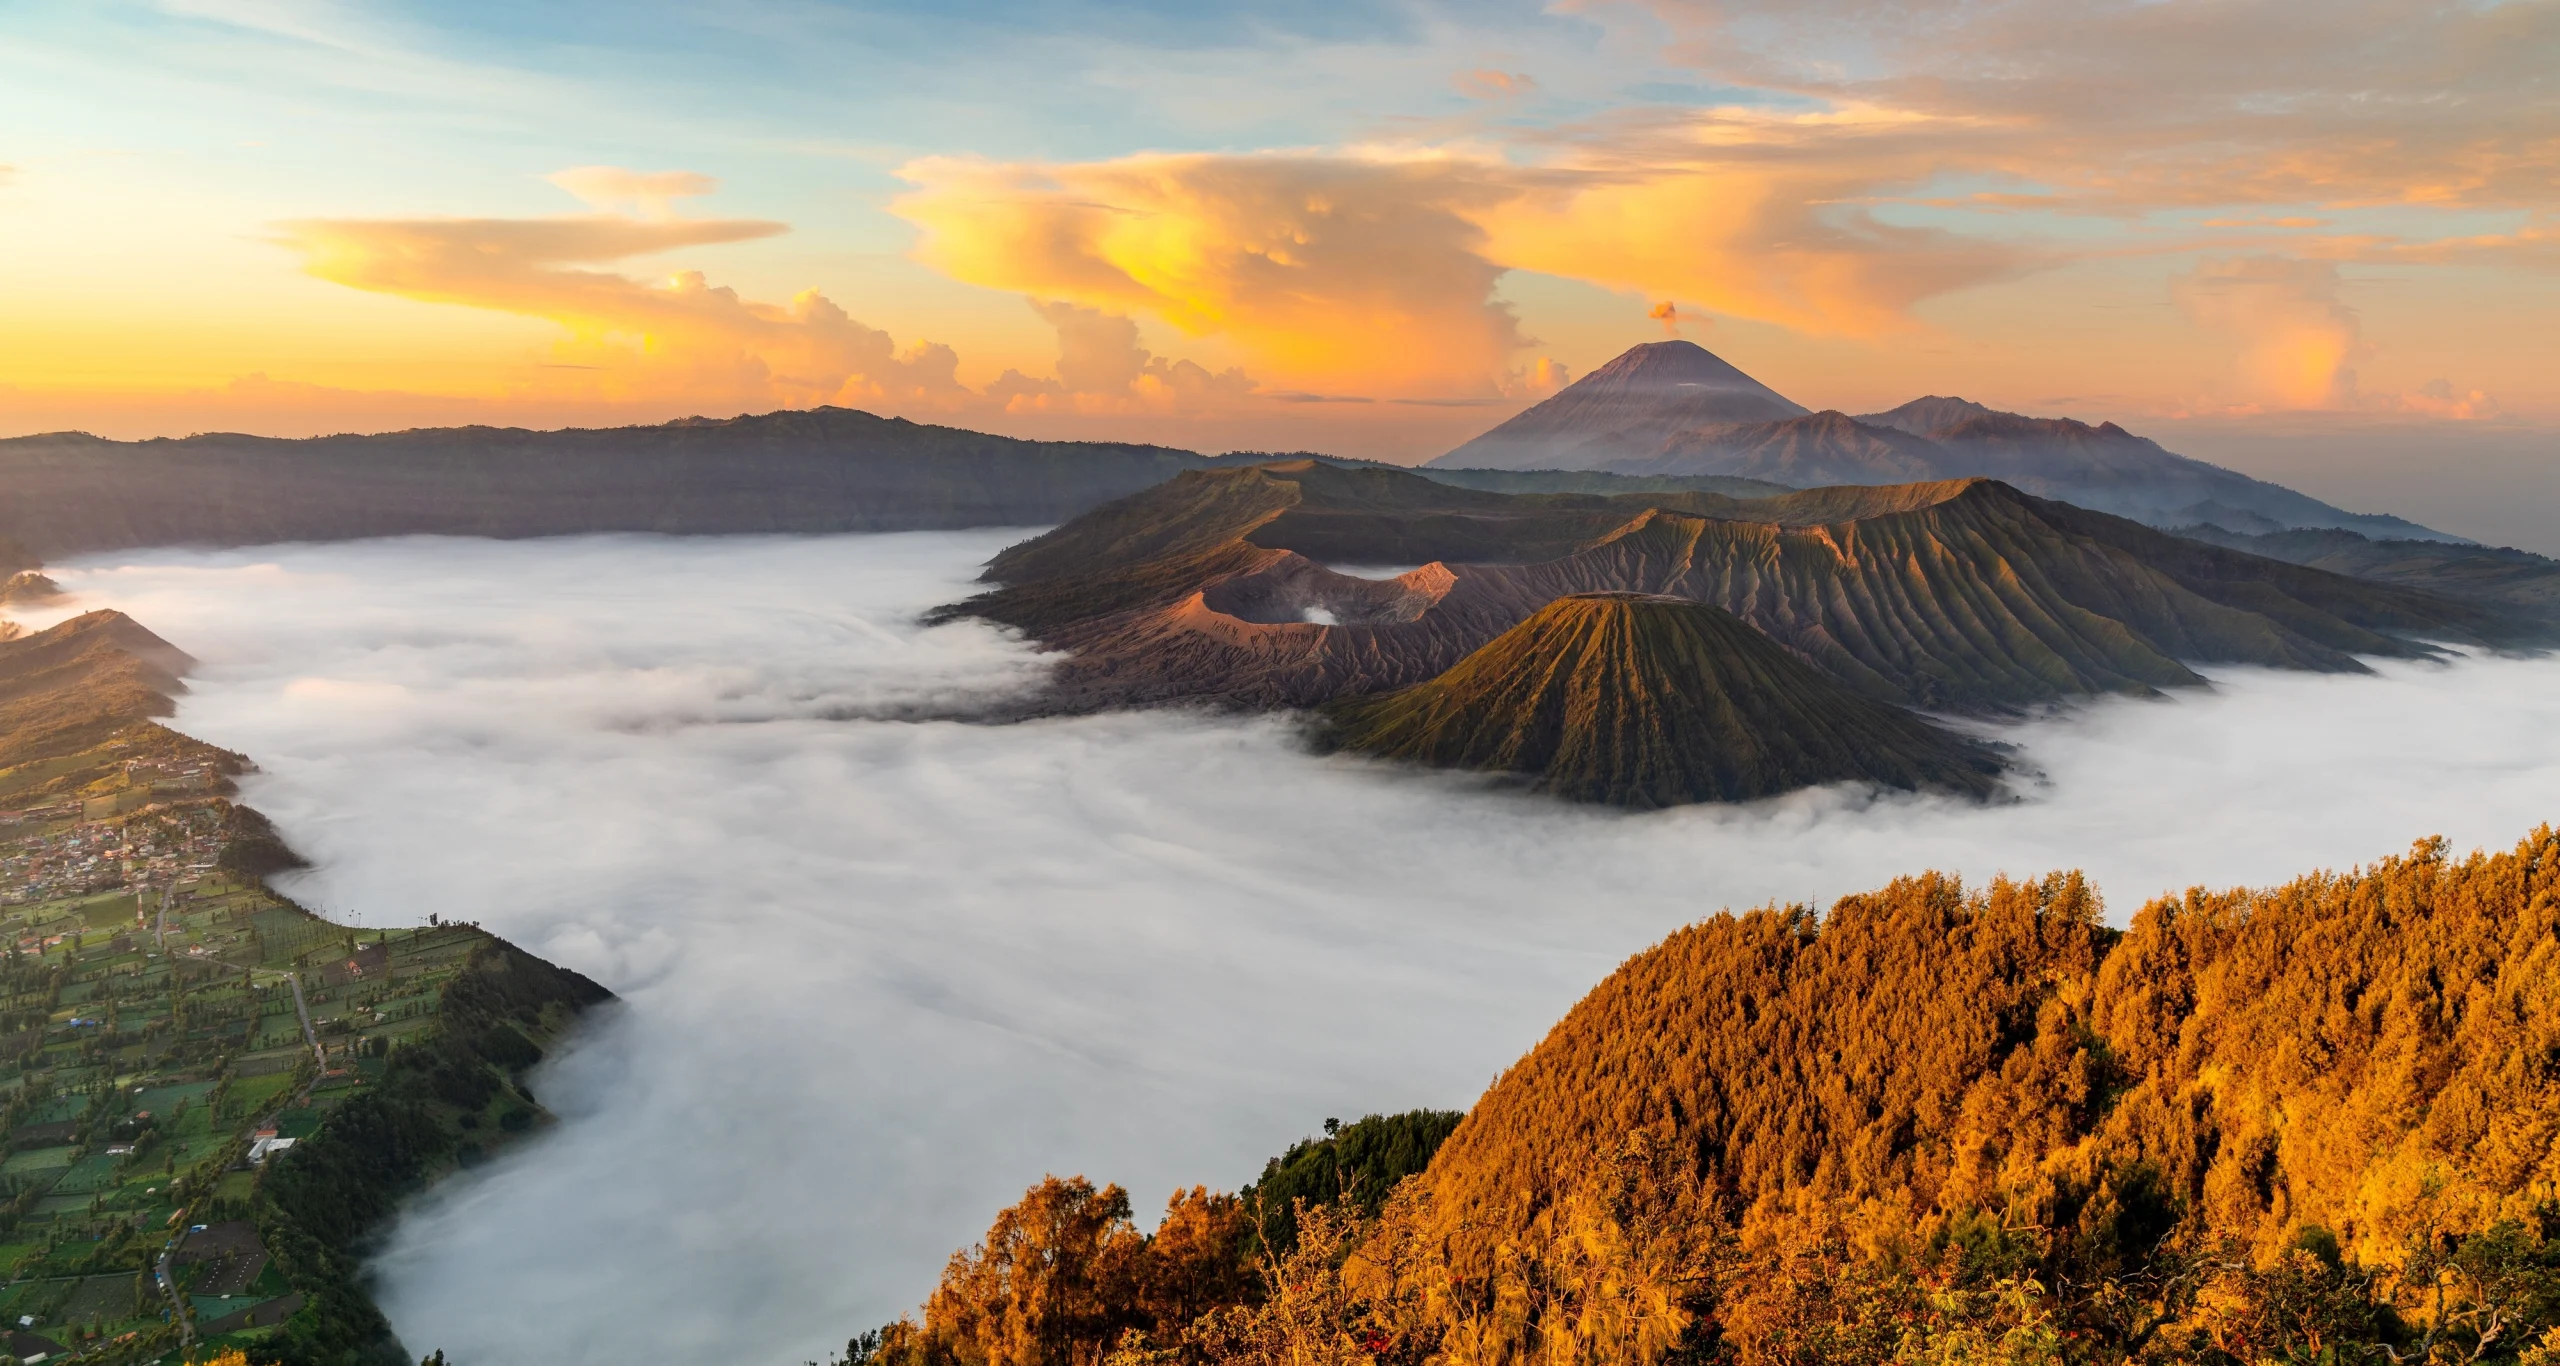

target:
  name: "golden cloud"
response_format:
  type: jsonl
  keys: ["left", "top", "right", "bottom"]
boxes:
{"left": 276, "top": 215, "right": 971, "bottom": 409}
{"left": 2173, "top": 256, "right": 2365, "bottom": 411}
{"left": 894, "top": 153, "right": 1530, "bottom": 395}
{"left": 985, "top": 299, "right": 1256, "bottom": 414}
{"left": 892, "top": 131, "right": 2026, "bottom": 394}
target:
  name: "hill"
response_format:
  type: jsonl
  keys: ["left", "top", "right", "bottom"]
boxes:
{"left": 870, "top": 824, "right": 2560, "bottom": 1366}
{"left": 949, "top": 460, "right": 2529, "bottom": 716}
{"left": 1317, "top": 594, "right": 2003, "bottom": 806}
{"left": 1428, "top": 346, "right": 2455, "bottom": 542}
{"left": 0, "top": 610, "right": 196, "bottom": 770}
{"left": 0, "top": 608, "right": 613, "bottom": 1364}
{"left": 1404, "top": 827, "right": 2560, "bottom": 1359}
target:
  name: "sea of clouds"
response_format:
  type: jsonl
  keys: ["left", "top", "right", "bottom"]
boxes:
{"left": 24, "top": 531, "right": 2560, "bottom": 1365}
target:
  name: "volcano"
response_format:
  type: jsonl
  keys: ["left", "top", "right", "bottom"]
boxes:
{"left": 1437, "top": 341, "right": 1808, "bottom": 471}
{"left": 1316, "top": 592, "right": 2004, "bottom": 807}
{"left": 1433, "top": 343, "right": 2455, "bottom": 542}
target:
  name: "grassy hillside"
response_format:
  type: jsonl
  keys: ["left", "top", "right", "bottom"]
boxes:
{"left": 865, "top": 824, "right": 2560, "bottom": 1366}
{"left": 1318, "top": 594, "right": 2003, "bottom": 806}
{"left": 0, "top": 612, "right": 195, "bottom": 773}
{"left": 0, "top": 612, "right": 612, "bottom": 1365}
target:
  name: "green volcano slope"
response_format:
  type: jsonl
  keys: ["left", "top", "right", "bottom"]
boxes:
{"left": 948, "top": 461, "right": 2536, "bottom": 715}
{"left": 1319, "top": 594, "right": 2002, "bottom": 806}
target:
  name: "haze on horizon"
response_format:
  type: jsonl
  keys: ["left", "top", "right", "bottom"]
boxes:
{"left": 4, "top": 2, "right": 2556, "bottom": 521}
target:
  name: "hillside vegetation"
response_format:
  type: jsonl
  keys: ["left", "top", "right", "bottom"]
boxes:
{"left": 0, "top": 611, "right": 195, "bottom": 771}
{"left": 863, "top": 825, "right": 2560, "bottom": 1365}
{"left": 0, "top": 609, "right": 612, "bottom": 1365}
{"left": 1318, "top": 594, "right": 2003, "bottom": 806}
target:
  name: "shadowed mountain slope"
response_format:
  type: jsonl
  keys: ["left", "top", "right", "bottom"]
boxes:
{"left": 0, "top": 408, "right": 1805, "bottom": 561}
{"left": 1317, "top": 594, "right": 2004, "bottom": 806}
{"left": 950, "top": 461, "right": 2524, "bottom": 715}
{"left": 2175, "top": 524, "right": 2560, "bottom": 625}
{"left": 1630, "top": 410, "right": 1954, "bottom": 486}
{"left": 0, "top": 610, "right": 194, "bottom": 769}
{"left": 0, "top": 409, "right": 1219, "bottom": 557}
{"left": 1428, "top": 347, "right": 2454, "bottom": 541}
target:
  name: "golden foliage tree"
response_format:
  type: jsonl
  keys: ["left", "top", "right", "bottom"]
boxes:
{"left": 879, "top": 826, "right": 2560, "bottom": 1366}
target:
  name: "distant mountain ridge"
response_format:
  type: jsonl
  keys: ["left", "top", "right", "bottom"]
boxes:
{"left": 1431, "top": 341, "right": 2456, "bottom": 543}
{"left": 0, "top": 410, "right": 1214, "bottom": 559}
{"left": 0, "top": 409, "right": 1796, "bottom": 562}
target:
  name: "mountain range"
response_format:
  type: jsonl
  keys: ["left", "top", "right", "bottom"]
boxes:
{"left": 947, "top": 460, "right": 2529, "bottom": 732}
{"left": 1435, "top": 341, "right": 2455, "bottom": 542}
{"left": 0, "top": 411, "right": 1785, "bottom": 564}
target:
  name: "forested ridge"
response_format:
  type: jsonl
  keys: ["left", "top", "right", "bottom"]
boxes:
{"left": 854, "top": 825, "right": 2560, "bottom": 1366}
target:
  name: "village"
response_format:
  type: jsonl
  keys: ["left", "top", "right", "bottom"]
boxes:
{"left": 0, "top": 724, "right": 508, "bottom": 1363}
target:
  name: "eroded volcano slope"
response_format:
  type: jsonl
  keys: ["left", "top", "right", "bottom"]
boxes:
{"left": 946, "top": 461, "right": 2527, "bottom": 714}
{"left": 1317, "top": 593, "right": 2005, "bottom": 807}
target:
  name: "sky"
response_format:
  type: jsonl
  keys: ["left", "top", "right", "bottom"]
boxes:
{"left": 26, "top": 529, "right": 2560, "bottom": 1363}
{"left": 3, "top": 1, "right": 2557, "bottom": 476}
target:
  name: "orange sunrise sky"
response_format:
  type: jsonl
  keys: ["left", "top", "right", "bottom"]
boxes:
{"left": 4, "top": 0, "right": 2556, "bottom": 542}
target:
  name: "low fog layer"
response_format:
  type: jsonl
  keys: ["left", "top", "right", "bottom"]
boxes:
{"left": 32, "top": 533, "right": 2560, "bottom": 1366}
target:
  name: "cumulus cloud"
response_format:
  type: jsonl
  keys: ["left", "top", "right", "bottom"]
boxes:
{"left": 892, "top": 136, "right": 2025, "bottom": 394}
{"left": 984, "top": 299, "right": 1256, "bottom": 413}
{"left": 868, "top": 0, "right": 2548, "bottom": 402}
{"left": 1510, "top": 356, "right": 1572, "bottom": 396}
{"left": 33, "top": 530, "right": 2560, "bottom": 1365}
{"left": 865, "top": 0, "right": 2558, "bottom": 400}
{"left": 544, "top": 166, "right": 721, "bottom": 220}
{"left": 266, "top": 165, "right": 1264, "bottom": 422}
{"left": 2398, "top": 378, "right": 2501, "bottom": 421}
{"left": 274, "top": 213, "right": 978, "bottom": 411}
{"left": 893, "top": 152, "right": 1533, "bottom": 395}
{"left": 2173, "top": 255, "right": 2367, "bottom": 410}
{"left": 2170, "top": 255, "right": 2506, "bottom": 418}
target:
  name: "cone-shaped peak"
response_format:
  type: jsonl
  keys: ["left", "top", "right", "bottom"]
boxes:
{"left": 1318, "top": 593, "right": 2003, "bottom": 807}
{"left": 1576, "top": 340, "right": 1787, "bottom": 395}
{"left": 1433, "top": 342, "right": 1808, "bottom": 471}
